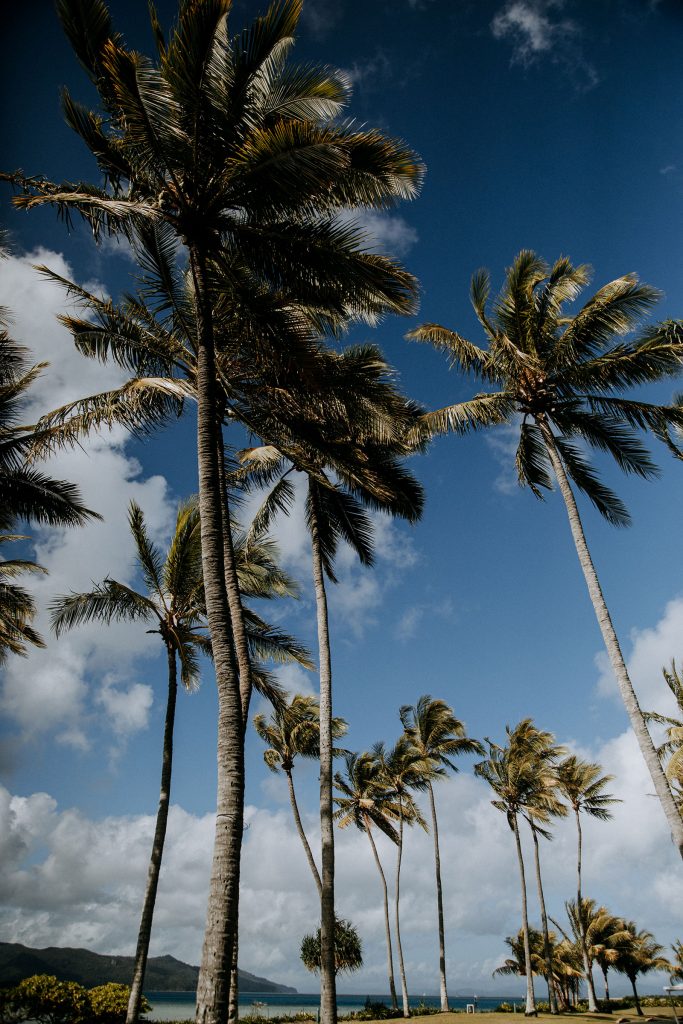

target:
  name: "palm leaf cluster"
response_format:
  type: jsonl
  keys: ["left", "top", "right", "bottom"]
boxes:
{"left": 644, "top": 661, "right": 683, "bottom": 804}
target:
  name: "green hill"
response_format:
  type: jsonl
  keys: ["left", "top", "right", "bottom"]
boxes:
{"left": 0, "top": 943, "right": 296, "bottom": 993}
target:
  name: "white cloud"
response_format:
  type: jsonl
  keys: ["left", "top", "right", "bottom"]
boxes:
{"left": 485, "top": 419, "right": 522, "bottom": 495}
{"left": 491, "top": 1, "right": 599, "bottom": 90}
{"left": 344, "top": 209, "right": 419, "bottom": 258}
{"left": 596, "top": 595, "right": 683, "bottom": 716}
{"left": 0, "top": 250, "right": 177, "bottom": 757}
{"left": 343, "top": 51, "right": 392, "bottom": 92}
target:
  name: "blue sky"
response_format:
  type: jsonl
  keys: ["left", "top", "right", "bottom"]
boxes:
{"left": 1, "top": 0, "right": 683, "bottom": 999}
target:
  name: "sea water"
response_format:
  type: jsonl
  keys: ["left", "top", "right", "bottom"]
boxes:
{"left": 144, "top": 992, "right": 519, "bottom": 1022}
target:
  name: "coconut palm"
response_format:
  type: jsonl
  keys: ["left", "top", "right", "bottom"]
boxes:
{"left": 375, "top": 736, "right": 429, "bottom": 1018}
{"left": 408, "top": 251, "right": 683, "bottom": 858}
{"left": 400, "top": 696, "right": 483, "bottom": 1012}
{"left": 644, "top": 661, "right": 683, "bottom": 802}
{"left": 7, "top": 1, "right": 424, "bottom": 1017}
{"left": 254, "top": 694, "right": 347, "bottom": 895}
{"left": 50, "top": 499, "right": 306, "bottom": 1024}
{"left": 334, "top": 751, "right": 406, "bottom": 1010}
{"left": 557, "top": 756, "right": 618, "bottom": 1011}
{"left": 239, "top": 357, "right": 424, "bottom": 1024}
{"left": 612, "top": 924, "right": 672, "bottom": 1016}
{"left": 475, "top": 721, "right": 563, "bottom": 1016}
{"left": 494, "top": 929, "right": 547, "bottom": 982}
{"left": 566, "top": 900, "right": 629, "bottom": 1002}
{"left": 671, "top": 940, "right": 683, "bottom": 983}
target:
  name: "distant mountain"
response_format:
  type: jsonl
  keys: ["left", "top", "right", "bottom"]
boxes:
{"left": 0, "top": 943, "right": 296, "bottom": 993}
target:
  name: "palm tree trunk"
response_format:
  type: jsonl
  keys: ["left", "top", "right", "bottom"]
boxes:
{"left": 228, "top": 937, "right": 239, "bottom": 1024}
{"left": 426, "top": 780, "right": 449, "bottom": 1012}
{"left": 574, "top": 808, "right": 599, "bottom": 1011}
{"left": 287, "top": 768, "right": 322, "bottom": 897}
{"left": 512, "top": 814, "right": 536, "bottom": 1016}
{"left": 629, "top": 975, "right": 643, "bottom": 1016}
{"left": 308, "top": 483, "right": 337, "bottom": 1024}
{"left": 395, "top": 799, "right": 410, "bottom": 1018}
{"left": 217, "top": 426, "right": 254, "bottom": 722}
{"left": 601, "top": 964, "right": 610, "bottom": 1002}
{"left": 539, "top": 421, "right": 683, "bottom": 859}
{"left": 191, "top": 247, "right": 245, "bottom": 1024}
{"left": 530, "top": 825, "right": 558, "bottom": 1013}
{"left": 366, "top": 823, "right": 399, "bottom": 1010}
{"left": 126, "top": 640, "right": 178, "bottom": 1024}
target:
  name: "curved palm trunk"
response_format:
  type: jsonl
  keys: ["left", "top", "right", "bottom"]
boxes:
{"left": 530, "top": 826, "right": 558, "bottom": 1013}
{"left": 539, "top": 422, "right": 683, "bottom": 859}
{"left": 395, "top": 798, "right": 410, "bottom": 1018}
{"left": 286, "top": 767, "right": 322, "bottom": 896}
{"left": 426, "top": 780, "right": 449, "bottom": 1012}
{"left": 512, "top": 814, "right": 536, "bottom": 1016}
{"left": 366, "top": 822, "right": 399, "bottom": 1010}
{"left": 628, "top": 974, "right": 643, "bottom": 1016}
{"left": 192, "top": 248, "right": 245, "bottom": 1024}
{"left": 600, "top": 963, "right": 610, "bottom": 1002}
{"left": 308, "top": 484, "right": 337, "bottom": 1024}
{"left": 126, "top": 641, "right": 178, "bottom": 1024}
{"left": 574, "top": 809, "right": 599, "bottom": 1011}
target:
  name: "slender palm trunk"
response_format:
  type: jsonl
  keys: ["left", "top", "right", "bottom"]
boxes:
{"left": 574, "top": 809, "right": 599, "bottom": 1011}
{"left": 395, "top": 798, "right": 410, "bottom": 1017}
{"left": 287, "top": 768, "right": 322, "bottom": 896}
{"left": 600, "top": 964, "right": 610, "bottom": 1002}
{"left": 366, "top": 822, "right": 398, "bottom": 1010}
{"left": 308, "top": 483, "right": 337, "bottom": 1024}
{"left": 530, "top": 825, "right": 558, "bottom": 1013}
{"left": 512, "top": 814, "right": 536, "bottom": 1016}
{"left": 126, "top": 641, "right": 178, "bottom": 1024}
{"left": 628, "top": 975, "right": 643, "bottom": 1016}
{"left": 426, "top": 781, "right": 449, "bottom": 1012}
{"left": 539, "top": 421, "right": 683, "bottom": 859}
{"left": 191, "top": 248, "right": 245, "bottom": 1024}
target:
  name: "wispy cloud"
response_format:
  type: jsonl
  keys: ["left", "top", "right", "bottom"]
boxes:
{"left": 491, "top": 0, "right": 599, "bottom": 90}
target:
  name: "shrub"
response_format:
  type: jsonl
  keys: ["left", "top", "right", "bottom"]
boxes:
{"left": 6, "top": 975, "right": 91, "bottom": 1024}
{"left": 89, "top": 982, "right": 151, "bottom": 1022}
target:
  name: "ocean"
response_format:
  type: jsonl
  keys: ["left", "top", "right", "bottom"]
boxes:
{"left": 144, "top": 992, "right": 520, "bottom": 1022}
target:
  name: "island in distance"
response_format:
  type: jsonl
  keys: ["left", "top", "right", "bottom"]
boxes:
{"left": 0, "top": 943, "right": 297, "bottom": 993}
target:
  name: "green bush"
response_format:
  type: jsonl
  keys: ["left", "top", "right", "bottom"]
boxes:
{"left": 0, "top": 974, "right": 150, "bottom": 1024}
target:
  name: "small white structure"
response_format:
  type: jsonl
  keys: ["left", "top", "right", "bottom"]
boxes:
{"left": 664, "top": 984, "right": 683, "bottom": 1024}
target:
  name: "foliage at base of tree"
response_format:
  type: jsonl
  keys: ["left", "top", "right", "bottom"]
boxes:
{"left": 0, "top": 975, "right": 150, "bottom": 1024}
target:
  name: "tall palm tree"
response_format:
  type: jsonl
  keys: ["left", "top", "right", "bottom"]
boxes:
{"left": 375, "top": 736, "right": 429, "bottom": 1018}
{"left": 408, "top": 251, "right": 683, "bottom": 858}
{"left": 475, "top": 721, "right": 562, "bottom": 1016}
{"left": 7, "top": 2, "right": 424, "bottom": 1018}
{"left": 334, "top": 751, "right": 406, "bottom": 1011}
{"left": 400, "top": 696, "right": 483, "bottom": 1011}
{"left": 240, "top": 356, "right": 424, "bottom": 1024}
{"left": 50, "top": 499, "right": 306, "bottom": 1024}
{"left": 612, "top": 923, "right": 672, "bottom": 1016}
{"left": 557, "top": 756, "right": 618, "bottom": 1011}
{"left": 644, "top": 661, "right": 683, "bottom": 805}
{"left": 254, "top": 694, "right": 347, "bottom": 896}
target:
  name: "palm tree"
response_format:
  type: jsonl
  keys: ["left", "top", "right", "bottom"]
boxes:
{"left": 408, "top": 251, "right": 683, "bottom": 858}
{"left": 475, "top": 721, "right": 563, "bottom": 1016}
{"left": 7, "top": 2, "right": 424, "bottom": 1018}
{"left": 494, "top": 929, "right": 547, "bottom": 983}
{"left": 334, "top": 751, "right": 405, "bottom": 1011}
{"left": 670, "top": 940, "right": 683, "bottom": 983}
{"left": 400, "top": 696, "right": 483, "bottom": 1012}
{"left": 613, "top": 923, "right": 672, "bottom": 1016}
{"left": 300, "top": 918, "right": 363, "bottom": 978}
{"left": 566, "top": 900, "right": 629, "bottom": 1002}
{"left": 50, "top": 499, "right": 306, "bottom": 1024}
{"left": 557, "top": 756, "right": 618, "bottom": 1011}
{"left": 375, "top": 736, "right": 429, "bottom": 1018}
{"left": 240, "top": 356, "right": 424, "bottom": 1024}
{"left": 644, "top": 661, "right": 683, "bottom": 803}
{"left": 254, "top": 694, "right": 347, "bottom": 896}
{"left": 0, "top": 532, "right": 48, "bottom": 664}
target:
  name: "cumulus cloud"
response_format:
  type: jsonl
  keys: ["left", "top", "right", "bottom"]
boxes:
{"left": 0, "top": 249, "right": 176, "bottom": 758}
{"left": 595, "top": 595, "right": 683, "bottom": 715}
{"left": 345, "top": 209, "right": 419, "bottom": 259}
{"left": 491, "top": 1, "right": 599, "bottom": 90}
